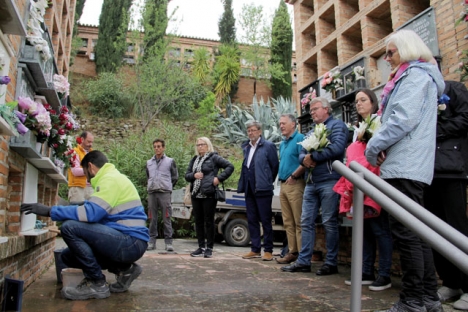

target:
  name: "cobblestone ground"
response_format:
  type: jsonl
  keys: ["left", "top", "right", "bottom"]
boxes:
{"left": 21, "top": 239, "right": 457, "bottom": 312}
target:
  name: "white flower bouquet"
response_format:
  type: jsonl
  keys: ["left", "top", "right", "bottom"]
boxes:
{"left": 354, "top": 114, "right": 381, "bottom": 142}
{"left": 298, "top": 123, "right": 330, "bottom": 181}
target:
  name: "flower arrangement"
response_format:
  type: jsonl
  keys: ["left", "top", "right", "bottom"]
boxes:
{"left": 297, "top": 123, "right": 330, "bottom": 182}
{"left": 26, "top": 0, "right": 51, "bottom": 61}
{"left": 53, "top": 74, "right": 70, "bottom": 99}
{"left": 0, "top": 102, "right": 24, "bottom": 136}
{"left": 16, "top": 96, "right": 52, "bottom": 143}
{"left": 437, "top": 93, "right": 450, "bottom": 119}
{"left": 0, "top": 76, "right": 10, "bottom": 85}
{"left": 300, "top": 88, "right": 317, "bottom": 109}
{"left": 44, "top": 104, "right": 80, "bottom": 168}
{"left": 321, "top": 67, "right": 342, "bottom": 93}
{"left": 354, "top": 115, "right": 381, "bottom": 143}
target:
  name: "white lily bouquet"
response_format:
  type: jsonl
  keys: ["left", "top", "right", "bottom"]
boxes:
{"left": 298, "top": 123, "right": 330, "bottom": 182}
{"left": 354, "top": 114, "right": 381, "bottom": 143}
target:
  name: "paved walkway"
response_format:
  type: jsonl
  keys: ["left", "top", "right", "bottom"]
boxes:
{"left": 21, "top": 239, "right": 457, "bottom": 312}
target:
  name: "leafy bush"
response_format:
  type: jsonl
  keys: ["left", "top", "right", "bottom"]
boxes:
{"left": 195, "top": 92, "right": 218, "bottom": 133}
{"left": 85, "top": 72, "right": 132, "bottom": 118}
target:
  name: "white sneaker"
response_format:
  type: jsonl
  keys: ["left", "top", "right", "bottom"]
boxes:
{"left": 437, "top": 286, "right": 462, "bottom": 302}
{"left": 165, "top": 244, "right": 174, "bottom": 252}
{"left": 454, "top": 293, "right": 468, "bottom": 310}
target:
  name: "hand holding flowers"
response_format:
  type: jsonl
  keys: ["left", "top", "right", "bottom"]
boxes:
{"left": 354, "top": 114, "right": 381, "bottom": 143}
{"left": 298, "top": 123, "right": 330, "bottom": 182}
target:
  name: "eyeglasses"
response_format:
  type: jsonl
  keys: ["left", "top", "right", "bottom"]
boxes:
{"left": 310, "top": 107, "right": 323, "bottom": 113}
{"left": 247, "top": 129, "right": 260, "bottom": 133}
{"left": 196, "top": 143, "right": 207, "bottom": 147}
{"left": 385, "top": 49, "right": 398, "bottom": 58}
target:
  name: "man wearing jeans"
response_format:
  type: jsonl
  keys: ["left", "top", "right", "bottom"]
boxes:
{"left": 281, "top": 97, "right": 348, "bottom": 275}
{"left": 21, "top": 151, "right": 149, "bottom": 300}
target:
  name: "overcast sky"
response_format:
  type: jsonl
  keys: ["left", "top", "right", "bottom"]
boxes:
{"left": 79, "top": 0, "right": 294, "bottom": 41}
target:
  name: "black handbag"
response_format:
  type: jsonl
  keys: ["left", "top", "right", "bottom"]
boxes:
{"left": 216, "top": 182, "right": 226, "bottom": 202}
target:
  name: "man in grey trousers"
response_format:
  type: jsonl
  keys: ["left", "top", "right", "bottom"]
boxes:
{"left": 146, "top": 138, "right": 178, "bottom": 251}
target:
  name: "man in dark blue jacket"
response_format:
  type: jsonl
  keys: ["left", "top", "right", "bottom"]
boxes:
{"left": 281, "top": 97, "right": 348, "bottom": 275}
{"left": 238, "top": 121, "right": 279, "bottom": 261}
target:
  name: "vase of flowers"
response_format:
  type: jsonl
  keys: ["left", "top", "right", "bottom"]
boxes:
{"left": 321, "top": 67, "right": 342, "bottom": 99}
{"left": 16, "top": 96, "right": 52, "bottom": 143}
{"left": 53, "top": 74, "right": 70, "bottom": 100}
{"left": 301, "top": 88, "right": 317, "bottom": 114}
{"left": 44, "top": 104, "right": 80, "bottom": 169}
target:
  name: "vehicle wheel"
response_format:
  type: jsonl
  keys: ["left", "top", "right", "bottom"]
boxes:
{"left": 224, "top": 219, "right": 250, "bottom": 247}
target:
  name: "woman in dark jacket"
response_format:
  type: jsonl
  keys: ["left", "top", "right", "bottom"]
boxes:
{"left": 185, "top": 137, "right": 234, "bottom": 258}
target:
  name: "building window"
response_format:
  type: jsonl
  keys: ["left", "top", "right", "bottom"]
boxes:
{"left": 92, "top": 39, "right": 97, "bottom": 47}
{"left": 292, "top": 62, "right": 297, "bottom": 71}
{"left": 127, "top": 44, "right": 134, "bottom": 53}
{"left": 81, "top": 38, "right": 88, "bottom": 48}
{"left": 169, "top": 48, "right": 181, "bottom": 58}
{"left": 184, "top": 49, "right": 194, "bottom": 58}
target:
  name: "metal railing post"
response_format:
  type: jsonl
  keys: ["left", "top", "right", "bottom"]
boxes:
{"left": 349, "top": 161, "right": 468, "bottom": 254}
{"left": 332, "top": 161, "right": 468, "bottom": 275}
{"left": 350, "top": 172, "right": 364, "bottom": 312}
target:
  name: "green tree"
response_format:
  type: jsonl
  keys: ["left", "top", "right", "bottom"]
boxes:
{"left": 213, "top": 44, "right": 240, "bottom": 106}
{"left": 142, "top": 0, "right": 169, "bottom": 60}
{"left": 218, "top": 0, "right": 236, "bottom": 45}
{"left": 270, "top": 0, "right": 293, "bottom": 100}
{"left": 215, "top": 0, "right": 239, "bottom": 101}
{"left": 95, "top": 0, "right": 132, "bottom": 73}
{"left": 237, "top": 3, "right": 286, "bottom": 96}
{"left": 192, "top": 47, "right": 212, "bottom": 86}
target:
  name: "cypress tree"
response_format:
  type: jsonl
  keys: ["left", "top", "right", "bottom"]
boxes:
{"left": 270, "top": 0, "right": 293, "bottom": 100}
{"left": 142, "top": 0, "right": 169, "bottom": 60}
{"left": 95, "top": 0, "right": 132, "bottom": 73}
{"left": 218, "top": 0, "right": 236, "bottom": 45}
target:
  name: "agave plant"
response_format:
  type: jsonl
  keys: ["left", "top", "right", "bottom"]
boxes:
{"left": 215, "top": 96, "right": 297, "bottom": 146}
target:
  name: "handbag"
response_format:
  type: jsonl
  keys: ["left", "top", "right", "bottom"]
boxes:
{"left": 183, "top": 185, "right": 192, "bottom": 206}
{"left": 215, "top": 182, "right": 226, "bottom": 202}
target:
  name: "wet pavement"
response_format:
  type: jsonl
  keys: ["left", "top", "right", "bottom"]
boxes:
{"left": 21, "top": 238, "right": 458, "bottom": 312}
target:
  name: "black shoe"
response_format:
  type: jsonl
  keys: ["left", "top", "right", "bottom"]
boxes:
{"left": 368, "top": 275, "right": 391, "bottom": 291}
{"left": 62, "top": 278, "right": 110, "bottom": 300}
{"left": 204, "top": 248, "right": 213, "bottom": 258}
{"left": 316, "top": 264, "right": 338, "bottom": 276}
{"left": 281, "top": 262, "right": 311, "bottom": 272}
{"left": 345, "top": 273, "right": 375, "bottom": 286}
{"left": 190, "top": 248, "right": 205, "bottom": 257}
{"left": 109, "top": 263, "right": 143, "bottom": 293}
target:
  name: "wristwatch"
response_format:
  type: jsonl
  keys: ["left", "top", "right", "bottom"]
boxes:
{"left": 290, "top": 174, "right": 298, "bottom": 180}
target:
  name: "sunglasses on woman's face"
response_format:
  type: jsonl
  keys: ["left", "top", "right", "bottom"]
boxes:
{"left": 385, "top": 49, "right": 398, "bottom": 58}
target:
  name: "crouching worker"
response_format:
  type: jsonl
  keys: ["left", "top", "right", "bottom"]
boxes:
{"left": 21, "top": 150, "right": 149, "bottom": 300}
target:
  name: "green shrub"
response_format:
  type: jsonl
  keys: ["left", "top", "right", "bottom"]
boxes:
{"left": 195, "top": 92, "right": 218, "bottom": 133}
{"left": 85, "top": 72, "right": 131, "bottom": 118}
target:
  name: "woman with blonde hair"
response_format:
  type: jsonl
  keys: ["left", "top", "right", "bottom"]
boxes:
{"left": 185, "top": 137, "right": 234, "bottom": 258}
{"left": 365, "top": 29, "right": 445, "bottom": 312}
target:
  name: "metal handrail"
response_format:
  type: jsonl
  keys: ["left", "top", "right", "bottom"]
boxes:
{"left": 332, "top": 160, "right": 468, "bottom": 312}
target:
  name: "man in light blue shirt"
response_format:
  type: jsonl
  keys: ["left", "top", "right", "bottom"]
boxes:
{"left": 276, "top": 114, "right": 305, "bottom": 264}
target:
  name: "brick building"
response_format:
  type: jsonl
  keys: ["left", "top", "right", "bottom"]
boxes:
{"left": 0, "top": 0, "right": 76, "bottom": 301}
{"left": 72, "top": 24, "right": 299, "bottom": 105}
{"left": 286, "top": 0, "right": 467, "bottom": 133}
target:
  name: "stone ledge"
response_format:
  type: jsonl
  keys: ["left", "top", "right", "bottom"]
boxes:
{"left": 0, "top": 232, "right": 57, "bottom": 261}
